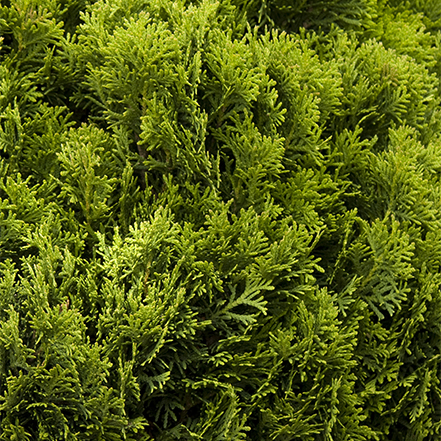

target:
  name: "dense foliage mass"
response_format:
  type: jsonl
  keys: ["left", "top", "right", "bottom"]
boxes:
{"left": 0, "top": 0, "right": 440, "bottom": 439}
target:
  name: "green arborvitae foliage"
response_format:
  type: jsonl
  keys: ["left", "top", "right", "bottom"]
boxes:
{"left": 0, "top": 0, "right": 440, "bottom": 440}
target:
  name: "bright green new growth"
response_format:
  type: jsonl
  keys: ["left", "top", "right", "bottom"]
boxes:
{"left": 0, "top": 0, "right": 440, "bottom": 439}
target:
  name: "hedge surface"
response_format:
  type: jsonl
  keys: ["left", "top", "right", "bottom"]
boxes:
{"left": 0, "top": 0, "right": 440, "bottom": 439}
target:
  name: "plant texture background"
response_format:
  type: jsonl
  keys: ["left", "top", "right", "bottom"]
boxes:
{"left": 0, "top": 0, "right": 440, "bottom": 439}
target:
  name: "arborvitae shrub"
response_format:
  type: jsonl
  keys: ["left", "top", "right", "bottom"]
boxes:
{"left": 0, "top": 0, "right": 440, "bottom": 440}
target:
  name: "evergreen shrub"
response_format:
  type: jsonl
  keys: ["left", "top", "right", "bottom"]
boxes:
{"left": 0, "top": 0, "right": 440, "bottom": 439}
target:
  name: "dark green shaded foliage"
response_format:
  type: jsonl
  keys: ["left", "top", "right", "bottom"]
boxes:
{"left": 0, "top": 0, "right": 440, "bottom": 440}
{"left": 231, "top": 0, "right": 377, "bottom": 35}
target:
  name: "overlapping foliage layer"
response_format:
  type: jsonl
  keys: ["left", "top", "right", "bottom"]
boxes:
{"left": 0, "top": 0, "right": 440, "bottom": 439}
